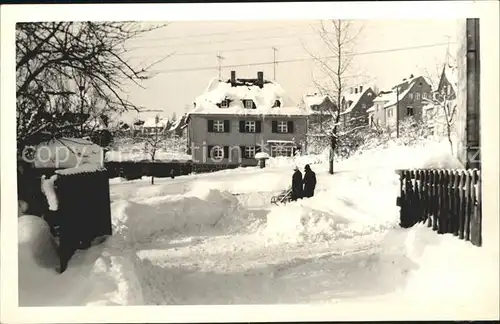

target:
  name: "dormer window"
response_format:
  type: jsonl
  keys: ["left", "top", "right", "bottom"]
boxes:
{"left": 220, "top": 99, "right": 229, "bottom": 108}
{"left": 243, "top": 99, "right": 254, "bottom": 109}
{"left": 273, "top": 100, "right": 281, "bottom": 108}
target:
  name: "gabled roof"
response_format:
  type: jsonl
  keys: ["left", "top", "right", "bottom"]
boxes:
{"left": 441, "top": 64, "right": 458, "bottom": 94}
{"left": 372, "top": 75, "right": 424, "bottom": 109}
{"left": 302, "top": 93, "right": 335, "bottom": 115}
{"left": 142, "top": 117, "right": 169, "bottom": 128}
{"left": 189, "top": 77, "right": 309, "bottom": 116}
{"left": 340, "top": 87, "right": 374, "bottom": 115}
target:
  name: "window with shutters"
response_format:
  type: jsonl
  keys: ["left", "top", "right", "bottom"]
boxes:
{"left": 245, "top": 120, "right": 256, "bottom": 133}
{"left": 213, "top": 120, "right": 224, "bottom": 132}
{"left": 211, "top": 146, "right": 224, "bottom": 159}
{"left": 415, "top": 92, "right": 420, "bottom": 100}
{"left": 409, "top": 93, "right": 414, "bottom": 100}
{"left": 407, "top": 106, "right": 414, "bottom": 116}
{"left": 245, "top": 146, "right": 256, "bottom": 158}
{"left": 220, "top": 99, "right": 229, "bottom": 108}
{"left": 422, "top": 92, "right": 428, "bottom": 99}
{"left": 277, "top": 120, "right": 288, "bottom": 133}
{"left": 243, "top": 100, "right": 254, "bottom": 109}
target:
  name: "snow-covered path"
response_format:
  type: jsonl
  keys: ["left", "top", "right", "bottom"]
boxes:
{"left": 109, "top": 164, "right": 410, "bottom": 305}
{"left": 16, "top": 142, "right": 499, "bottom": 318}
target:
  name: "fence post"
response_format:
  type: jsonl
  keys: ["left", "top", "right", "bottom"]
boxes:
{"left": 458, "top": 170, "right": 466, "bottom": 239}
{"left": 464, "top": 171, "right": 472, "bottom": 241}
{"left": 423, "top": 170, "right": 431, "bottom": 227}
{"left": 447, "top": 170, "right": 454, "bottom": 234}
{"left": 451, "top": 170, "right": 459, "bottom": 236}
{"left": 431, "top": 170, "right": 438, "bottom": 231}
{"left": 470, "top": 170, "right": 482, "bottom": 246}
{"left": 414, "top": 170, "right": 421, "bottom": 223}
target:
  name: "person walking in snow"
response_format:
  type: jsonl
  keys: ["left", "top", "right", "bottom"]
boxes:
{"left": 302, "top": 164, "right": 317, "bottom": 198}
{"left": 290, "top": 166, "right": 303, "bottom": 201}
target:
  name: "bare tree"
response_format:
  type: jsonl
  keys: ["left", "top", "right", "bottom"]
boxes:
{"left": 16, "top": 21, "right": 170, "bottom": 150}
{"left": 140, "top": 115, "right": 166, "bottom": 185}
{"left": 304, "top": 20, "right": 362, "bottom": 174}
{"left": 422, "top": 62, "right": 458, "bottom": 155}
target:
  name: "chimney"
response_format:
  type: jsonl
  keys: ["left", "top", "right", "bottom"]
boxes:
{"left": 257, "top": 71, "right": 264, "bottom": 88}
{"left": 359, "top": 85, "right": 363, "bottom": 93}
{"left": 230, "top": 71, "right": 236, "bottom": 86}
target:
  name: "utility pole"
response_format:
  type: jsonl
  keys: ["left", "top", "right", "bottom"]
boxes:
{"left": 396, "top": 86, "right": 400, "bottom": 138}
{"left": 216, "top": 52, "right": 225, "bottom": 80}
{"left": 272, "top": 47, "right": 279, "bottom": 81}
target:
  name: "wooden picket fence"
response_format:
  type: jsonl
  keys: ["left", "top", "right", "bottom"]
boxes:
{"left": 396, "top": 168, "right": 482, "bottom": 247}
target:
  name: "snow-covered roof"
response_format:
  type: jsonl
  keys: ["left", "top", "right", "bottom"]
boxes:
{"left": 55, "top": 164, "right": 106, "bottom": 176}
{"left": 366, "top": 106, "right": 376, "bottom": 113}
{"left": 33, "top": 137, "right": 103, "bottom": 169}
{"left": 254, "top": 152, "right": 270, "bottom": 159}
{"left": 143, "top": 117, "right": 169, "bottom": 128}
{"left": 443, "top": 64, "right": 458, "bottom": 93}
{"left": 372, "top": 76, "right": 422, "bottom": 109}
{"left": 340, "top": 91, "right": 364, "bottom": 115}
{"left": 190, "top": 78, "right": 309, "bottom": 117}
{"left": 303, "top": 93, "right": 330, "bottom": 107}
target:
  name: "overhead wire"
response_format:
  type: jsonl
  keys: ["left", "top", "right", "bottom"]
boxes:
{"left": 148, "top": 41, "right": 457, "bottom": 74}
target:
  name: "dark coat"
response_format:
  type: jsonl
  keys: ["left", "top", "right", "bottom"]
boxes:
{"left": 303, "top": 169, "right": 317, "bottom": 198}
{"left": 291, "top": 169, "right": 303, "bottom": 201}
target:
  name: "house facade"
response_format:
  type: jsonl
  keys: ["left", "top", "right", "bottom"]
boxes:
{"left": 340, "top": 85, "right": 376, "bottom": 129}
{"left": 186, "top": 71, "right": 310, "bottom": 167}
{"left": 368, "top": 75, "right": 432, "bottom": 130}
{"left": 302, "top": 93, "right": 336, "bottom": 133}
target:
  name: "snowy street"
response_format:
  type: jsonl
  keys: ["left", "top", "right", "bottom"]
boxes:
{"left": 115, "top": 166, "right": 405, "bottom": 305}
{"left": 17, "top": 142, "right": 499, "bottom": 316}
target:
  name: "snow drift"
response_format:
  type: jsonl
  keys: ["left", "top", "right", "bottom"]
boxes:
{"left": 111, "top": 186, "right": 259, "bottom": 245}
{"left": 18, "top": 215, "right": 145, "bottom": 306}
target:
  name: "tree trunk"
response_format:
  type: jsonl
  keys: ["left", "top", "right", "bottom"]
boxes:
{"left": 329, "top": 135, "right": 336, "bottom": 174}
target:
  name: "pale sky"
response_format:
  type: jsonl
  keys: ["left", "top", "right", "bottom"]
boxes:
{"left": 119, "top": 19, "right": 460, "bottom": 123}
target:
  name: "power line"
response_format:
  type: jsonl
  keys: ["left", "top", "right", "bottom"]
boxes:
{"left": 149, "top": 41, "right": 456, "bottom": 75}
{"left": 131, "top": 22, "right": 317, "bottom": 43}
{"left": 127, "top": 42, "right": 304, "bottom": 60}
{"left": 127, "top": 31, "right": 319, "bottom": 50}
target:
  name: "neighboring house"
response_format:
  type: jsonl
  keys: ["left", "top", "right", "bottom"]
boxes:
{"left": 186, "top": 71, "right": 310, "bottom": 167}
{"left": 302, "top": 93, "right": 336, "bottom": 133}
{"left": 167, "top": 114, "right": 188, "bottom": 138}
{"left": 340, "top": 85, "right": 376, "bottom": 129}
{"left": 423, "top": 63, "right": 458, "bottom": 137}
{"left": 140, "top": 116, "right": 170, "bottom": 136}
{"left": 368, "top": 75, "right": 432, "bottom": 130}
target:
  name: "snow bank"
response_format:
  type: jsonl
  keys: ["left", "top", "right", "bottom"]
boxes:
{"left": 339, "top": 140, "right": 463, "bottom": 172}
{"left": 266, "top": 154, "right": 326, "bottom": 169}
{"left": 403, "top": 224, "right": 499, "bottom": 316}
{"left": 18, "top": 215, "right": 145, "bottom": 306}
{"left": 111, "top": 187, "right": 251, "bottom": 244}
